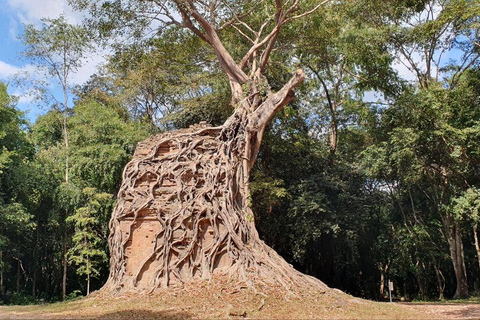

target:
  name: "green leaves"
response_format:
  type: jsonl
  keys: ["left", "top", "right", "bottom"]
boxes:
{"left": 19, "top": 15, "right": 92, "bottom": 109}
{"left": 451, "top": 188, "right": 480, "bottom": 223}
{"left": 67, "top": 188, "right": 111, "bottom": 281}
{"left": 0, "top": 83, "right": 31, "bottom": 175}
{"left": 68, "top": 101, "right": 150, "bottom": 191}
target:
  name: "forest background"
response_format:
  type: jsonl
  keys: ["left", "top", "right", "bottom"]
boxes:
{"left": 0, "top": 0, "right": 479, "bottom": 304}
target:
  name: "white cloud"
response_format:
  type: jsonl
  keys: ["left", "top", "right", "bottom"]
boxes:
{"left": 16, "top": 91, "right": 35, "bottom": 104}
{"left": 391, "top": 59, "right": 418, "bottom": 82}
{"left": 70, "top": 48, "right": 109, "bottom": 85}
{"left": 0, "top": 60, "right": 46, "bottom": 82}
{"left": 8, "top": 17, "right": 20, "bottom": 40}
{"left": 0, "top": 60, "right": 20, "bottom": 78}
{"left": 4, "top": 0, "right": 105, "bottom": 85}
{"left": 7, "top": 0, "right": 83, "bottom": 26}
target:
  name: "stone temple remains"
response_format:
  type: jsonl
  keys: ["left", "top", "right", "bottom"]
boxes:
{"left": 104, "top": 121, "right": 324, "bottom": 293}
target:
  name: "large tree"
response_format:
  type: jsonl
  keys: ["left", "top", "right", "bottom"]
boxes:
{"left": 73, "top": 0, "right": 331, "bottom": 292}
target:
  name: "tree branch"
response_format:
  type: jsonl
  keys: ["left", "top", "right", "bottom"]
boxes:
{"left": 248, "top": 69, "right": 305, "bottom": 132}
{"left": 180, "top": 0, "right": 249, "bottom": 84}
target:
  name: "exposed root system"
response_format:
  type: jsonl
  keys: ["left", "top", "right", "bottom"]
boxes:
{"left": 103, "top": 121, "right": 326, "bottom": 294}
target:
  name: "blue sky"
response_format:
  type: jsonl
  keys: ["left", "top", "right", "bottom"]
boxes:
{"left": 0, "top": 0, "right": 104, "bottom": 122}
{"left": 0, "top": 0, "right": 466, "bottom": 124}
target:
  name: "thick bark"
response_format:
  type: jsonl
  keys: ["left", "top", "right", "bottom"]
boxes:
{"left": 97, "top": 0, "right": 331, "bottom": 295}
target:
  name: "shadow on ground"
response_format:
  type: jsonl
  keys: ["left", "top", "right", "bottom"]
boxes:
{"left": 434, "top": 304, "right": 480, "bottom": 320}
{"left": 402, "top": 303, "right": 480, "bottom": 320}
{"left": 0, "top": 309, "right": 192, "bottom": 320}
{"left": 93, "top": 309, "right": 192, "bottom": 320}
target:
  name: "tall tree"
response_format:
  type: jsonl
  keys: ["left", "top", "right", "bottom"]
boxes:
{"left": 73, "top": 0, "right": 332, "bottom": 292}
{"left": 67, "top": 188, "right": 111, "bottom": 296}
{"left": 295, "top": 0, "right": 399, "bottom": 154}
{"left": 20, "top": 15, "right": 92, "bottom": 300}
{"left": 351, "top": 0, "right": 479, "bottom": 89}
{"left": 361, "top": 70, "right": 480, "bottom": 299}
{"left": 0, "top": 83, "right": 36, "bottom": 297}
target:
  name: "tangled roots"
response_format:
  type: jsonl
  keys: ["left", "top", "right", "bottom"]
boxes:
{"left": 103, "top": 123, "right": 326, "bottom": 294}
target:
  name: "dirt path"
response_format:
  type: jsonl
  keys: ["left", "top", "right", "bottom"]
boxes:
{"left": 403, "top": 303, "right": 480, "bottom": 319}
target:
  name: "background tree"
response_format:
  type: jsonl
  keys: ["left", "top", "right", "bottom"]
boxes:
{"left": 0, "top": 83, "right": 36, "bottom": 297}
{"left": 19, "top": 15, "right": 92, "bottom": 300}
{"left": 67, "top": 188, "right": 111, "bottom": 296}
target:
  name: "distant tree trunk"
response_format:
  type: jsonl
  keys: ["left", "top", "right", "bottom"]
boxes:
{"left": 433, "top": 261, "right": 445, "bottom": 300}
{"left": 0, "top": 251, "right": 3, "bottom": 295}
{"left": 379, "top": 262, "right": 389, "bottom": 298}
{"left": 308, "top": 68, "right": 339, "bottom": 154}
{"left": 330, "top": 116, "right": 338, "bottom": 153}
{"left": 446, "top": 220, "right": 469, "bottom": 299}
{"left": 414, "top": 260, "right": 426, "bottom": 299}
{"left": 44, "top": 242, "right": 50, "bottom": 297}
{"left": 32, "top": 227, "right": 39, "bottom": 298}
{"left": 473, "top": 223, "right": 480, "bottom": 277}
{"left": 62, "top": 227, "right": 68, "bottom": 301}
{"left": 16, "top": 259, "right": 20, "bottom": 293}
{"left": 32, "top": 269, "right": 36, "bottom": 298}
{"left": 86, "top": 273, "right": 90, "bottom": 296}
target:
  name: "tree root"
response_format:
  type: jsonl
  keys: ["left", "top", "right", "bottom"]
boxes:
{"left": 102, "top": 122, "right": 327, "bottom": 295}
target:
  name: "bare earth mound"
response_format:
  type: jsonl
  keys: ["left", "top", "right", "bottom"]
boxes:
{"left": 0, "top": 279, "right": 452, "bottom": 319}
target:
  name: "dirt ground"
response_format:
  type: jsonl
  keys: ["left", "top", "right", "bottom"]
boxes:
{"left": 2, "top": 300, "right": 480, "bottom": 319}
{"left": 1, "top": 282, "right": 480, "bottom": 320}
{"left": 405, "top": 303, "right": 480, "bottom": 320}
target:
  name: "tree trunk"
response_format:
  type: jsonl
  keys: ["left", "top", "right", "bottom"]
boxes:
{"left": 414, "top": 260, "right": 425, "bottom": 299}
{"left": 62, "top": 228, "right": 68, "bottom": 301}
{"left": 0, "top": 251, "right": 3, "bottom": 295}
{"left": 330, "top": 116, "right": 338, "bottom": 153}
{"left": 103, "top": 71, "right": 326, "bottom": 293}
{"left": 433, "top": 262, "right": 445, "bottom": 300}
{"left": 17, "top": 259, "right": 20, "bottom": 293}
{"left": 447, "top": 221, "right": 469, "bottom": 299}
{"left": 473, "top": 223, "right": 480, "bottom": 277}
{"left": 379, "top": 262, "right": 388, "bottom": 298}
{"left": 87, "top": 273, "right": 90, "bottom": 296}
{"left": 32, "top": 269, "right": 36, "bottom": 298}
{"left": 62, "top": 82, "right": 69, "bottom": 301}
{"left": 32, "top": 226, "right": 39, "bottom": 298}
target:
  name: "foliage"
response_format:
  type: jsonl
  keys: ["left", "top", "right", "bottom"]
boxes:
{"left": 19, "top": 15, "right": 92, "bottom": 109}
{"left": 2, "top": 0, "right": 480, "bottom": 302}
{"left": 67, "top": 188, "right": 111, "bottom": 292}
